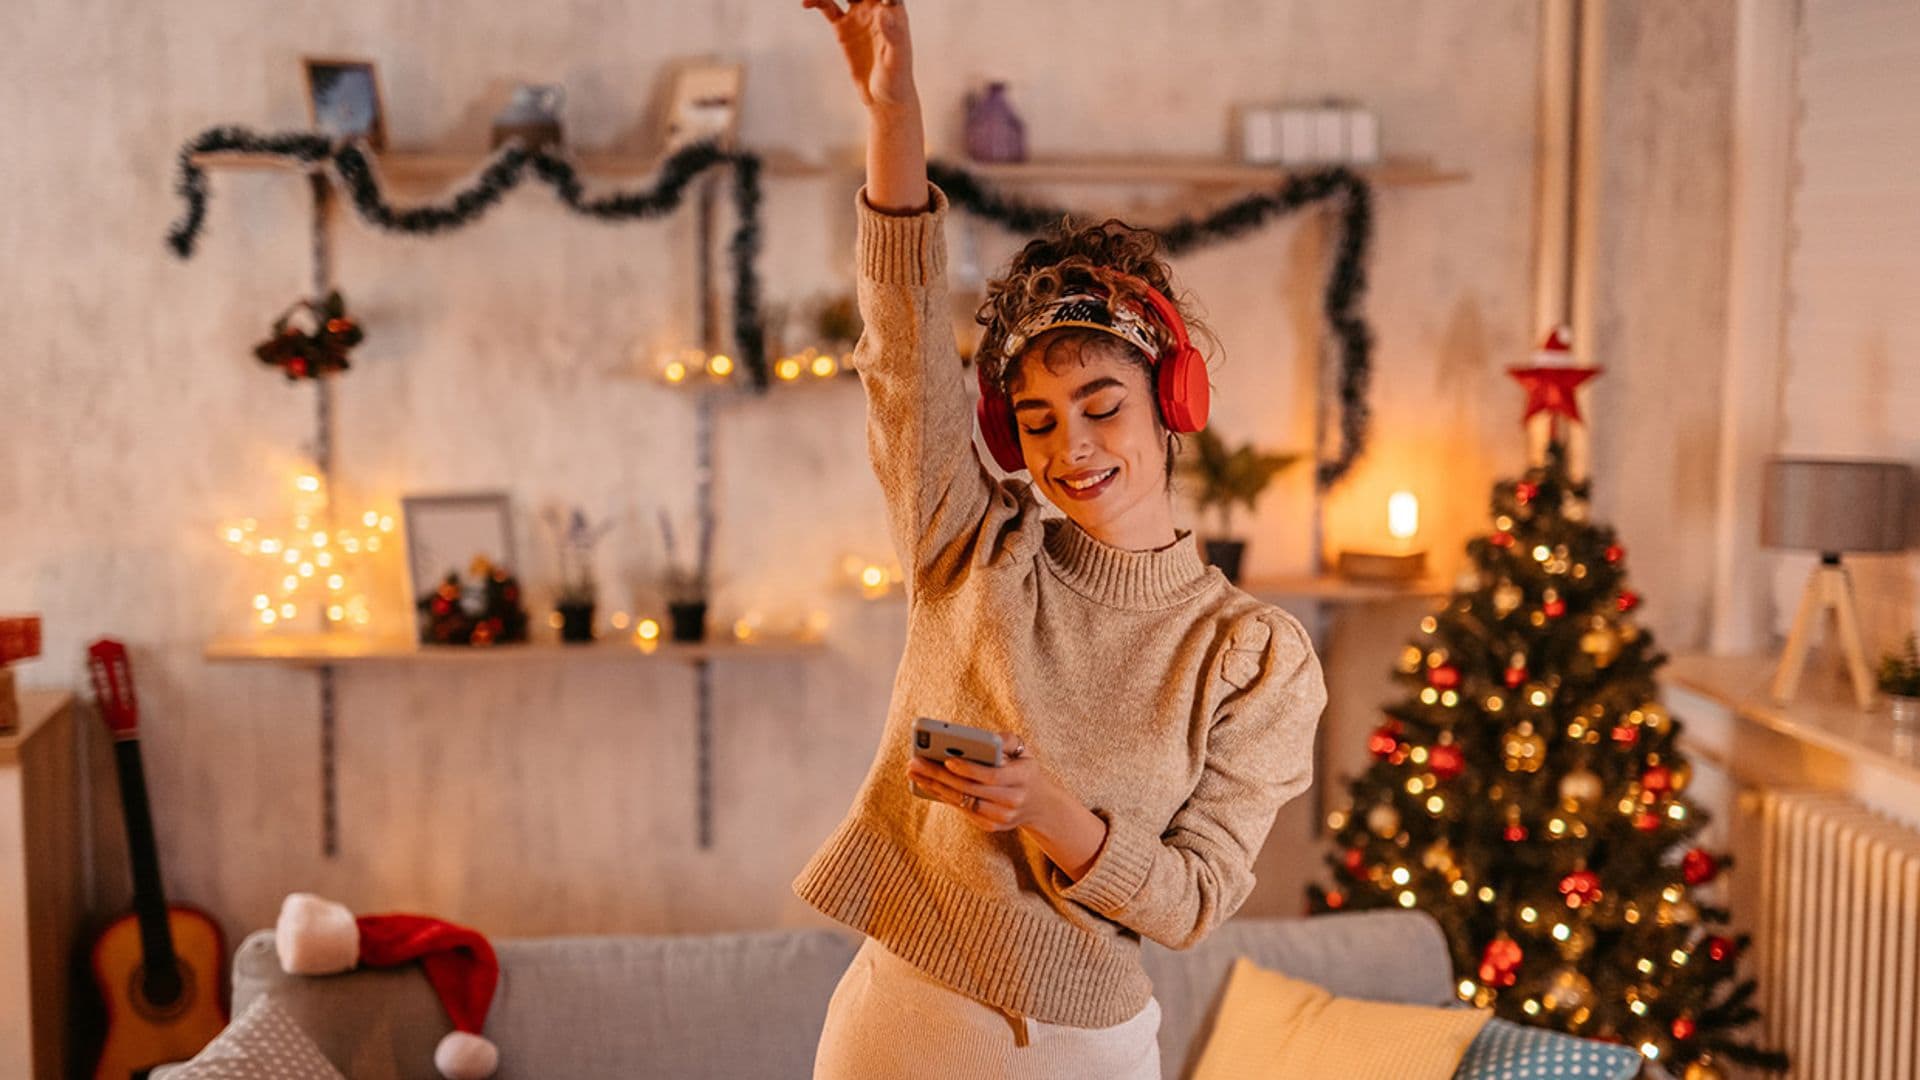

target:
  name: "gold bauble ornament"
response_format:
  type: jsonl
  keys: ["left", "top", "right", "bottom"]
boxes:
{"left": 1493, "top": 582, "right": 1524, "bottom": 617}
{"left": 1559, "top": 768, "right": 1603, "bottom": 806}
{"left": 1540, "top": 965, "right": 1594, "bottom": 1013}
{"left": 1421, "top": 840, "right": 1458, "bottom": 874}
{"left": 1503, "top": 724, "right": 1547, "bottom": 773}
{"left": 1579, "top": 627, "right": 1621, "bottom": 667}
{"left": 1367, "top": 804, "right": 1402, "bottom": 838}
{"left": 1670, "top": 759, "right": 1693, "bottom": 792}
{"left": 1641, "top": 702, "right": 1672, "bottom": 735}
{"left": 1657, "top": 896, "right": 1700, "bottom": 927}
{"left": 1682, "top": 1059, "right": 1725, "bottom": 1080}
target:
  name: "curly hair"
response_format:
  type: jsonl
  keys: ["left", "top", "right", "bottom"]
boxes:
{"left": 975, "top": 218, "right": 1218, "bottom": 486}
{"left": 975, "top": 217, "right": 1219, "bottom": 416}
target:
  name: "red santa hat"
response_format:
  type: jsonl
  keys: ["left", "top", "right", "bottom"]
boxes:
{"left": 1532, "top": 324, "right": 1575, "bottom": 366}
{"left": 276, "top": 892, "right": 500, "bottom": 1079}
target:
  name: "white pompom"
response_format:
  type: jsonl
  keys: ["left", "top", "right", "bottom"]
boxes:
{"left": 275, "top": 892, "right": 360, "bottom": 975}
{"left": 435, "top": 1031, "right": 499, "bottom": 1079}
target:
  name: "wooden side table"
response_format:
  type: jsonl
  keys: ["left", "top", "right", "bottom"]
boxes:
{"left": 0, "top": 691, "right": 82, "bottom": 1080}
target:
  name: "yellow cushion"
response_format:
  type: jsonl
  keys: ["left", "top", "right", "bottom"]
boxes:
{"left": 1191, "top": 957, "right": 1493, "bottom": 1080}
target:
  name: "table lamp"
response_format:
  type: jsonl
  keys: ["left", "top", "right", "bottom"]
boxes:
{"left": 1336, "top": 491, "right": 1428, "bottom": 582}
{"left": 1761, "top": 457, "right": 1913, "bottom": 709}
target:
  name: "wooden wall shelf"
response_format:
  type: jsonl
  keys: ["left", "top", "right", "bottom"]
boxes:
{"left": 190, "top": 146, "right": 833, "bottom": 183}
{"left": 940, "top": 155, "right": 1467, "bottom": 189}
{"left": 204, "top": 632, "right": 825, "bottom": 667}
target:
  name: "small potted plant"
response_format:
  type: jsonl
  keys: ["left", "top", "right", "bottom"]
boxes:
{"left": 1174, "top": 428, "right": 1301, "bottom": 584}
{"left": 658, "top": 509, "right": 708, "bottom": 643}
{"left": 544, "top": 506, "right": 613, "bottom": 644}
{"left": 1878, "top": 634, "right": 1920, "bottom": 730}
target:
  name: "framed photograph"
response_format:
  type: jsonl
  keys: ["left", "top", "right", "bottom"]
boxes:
{"left": 304, "top": 57, "right": 387, "bottom": 151}
{"left": 665, "top": 61, "right": 744, "bottom": 152}
{"left": 401, "top": 492, "right": 516, "bottom": 612}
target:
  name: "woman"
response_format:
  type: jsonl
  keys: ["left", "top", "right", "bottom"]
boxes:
{"left": 794, "top": 2, "right": 1329, "bottom": 1076}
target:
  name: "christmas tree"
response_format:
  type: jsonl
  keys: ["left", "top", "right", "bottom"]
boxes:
{"left": 1307, "top": 331, "right": 1786, "bottom": 1077}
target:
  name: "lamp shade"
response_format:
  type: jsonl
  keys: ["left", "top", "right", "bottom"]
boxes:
{"left": 1760, "top": 457, "right": 1913, "bottom": 554}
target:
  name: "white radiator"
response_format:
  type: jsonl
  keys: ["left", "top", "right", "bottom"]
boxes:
{"left": 1756, "top": 790, "right": 1920, "bottom": 1079}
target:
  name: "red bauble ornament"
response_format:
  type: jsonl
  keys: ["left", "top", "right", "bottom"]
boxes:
{"left": 1542, "top": 598, "right": 1567, "bottom": 618}
{"left": 1428, "top": 665, "right": 1461, "bottom": 690}
{"left": 1324, "top": 890, "right": 1347, "bottom": 910}
{"left": 1504, "top": 822, "right": 1528, "bottom": 843}
{"left": 1682, "top": 848, "right": 1719, "bottom": 885}
{"left": 1671, "top": 1016, "right": 1696, "bottom": 1041}
{"left": 1490, "top": 531, "right": 1515, "bottom": 549}
{"left": 1633, "top": 810, "right": 1661, "bottom": 832}
{"left": 1478, "top": 936, "right": 1523, "bottom": 987}
{"left": 1605, "top": 544, "right": 1624, "bottom": 564}
{"left": 1343, "top": 847, "right": 1367, "bottom": 875}
{"left": 1515, "top": 481, "right": 1539, "bottom": 505}
{"left": 1558, "top": 869, "right": 1603, "bottom": 909}
{"left": 1617, "top": 591, "right": 1640, "bottom": 613}
{"left": 1504, "top": 665, "right": 1527, "bottom": 689}
{"left": 1429, "top": 744, "right": 1466, "bottom": 781}
{"left": 1368, "top": 722, "right": 1402, "bottom": 759}
{"left": 1611, "top": 724, "right": 1640, "bottom": 747}
{"left": 431, "top": 596, "right": 451, "bottom": 616}
{"left": 1706, "top": 935, "right": 1736, "bottom": 962}
{"left": 1642, "top": 765, "right": 1672, "bottom": 793}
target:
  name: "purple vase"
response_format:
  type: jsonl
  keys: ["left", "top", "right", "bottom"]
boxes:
{"left": 965, "top": 82, "right": 1027, "bottom": 163}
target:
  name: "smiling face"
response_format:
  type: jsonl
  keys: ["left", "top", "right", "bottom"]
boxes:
{"left": 1008, "top": 329, "right": 1178, "bottom": 550}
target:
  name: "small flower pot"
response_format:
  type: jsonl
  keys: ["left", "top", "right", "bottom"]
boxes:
{"left": 1203, "top": 539, "right": 1246, "bottom": 584}
{"left": 557, "top": 601, "right": 596, "bottom": 644}
{"left": 1891, "top": 693, "right": 1920, "bottom": 732}
{"left": 668, "top": 600, "right": 708, "bottom": 643}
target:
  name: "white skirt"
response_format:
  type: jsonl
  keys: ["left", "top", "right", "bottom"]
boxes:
{"left": 813, "top": 936, "right": 1163, "bottom": 1080}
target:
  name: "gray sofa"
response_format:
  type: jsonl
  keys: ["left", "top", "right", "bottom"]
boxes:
{"left": 160, "top": 910, "right": 1457, "bottom": 1079}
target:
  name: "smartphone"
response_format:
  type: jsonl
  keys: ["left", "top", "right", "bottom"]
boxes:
{"left": 910, "top": 716, "right": 1005, "bottom": 800}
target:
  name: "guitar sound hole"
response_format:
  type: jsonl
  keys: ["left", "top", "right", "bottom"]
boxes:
{"left": 127, "top": 961, "right": 194, "bottom": 1021}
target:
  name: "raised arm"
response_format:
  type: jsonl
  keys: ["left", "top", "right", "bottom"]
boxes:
{"left": 807, "top": 0, "right": 1007, "bottom": 599}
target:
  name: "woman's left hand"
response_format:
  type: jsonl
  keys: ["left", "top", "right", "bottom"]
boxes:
{"left": 905, "top": 732, "right": 1057, "bottom": 833}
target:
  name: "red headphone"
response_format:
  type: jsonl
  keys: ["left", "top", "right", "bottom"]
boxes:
{"left": 975, "top": 279, "right": 1210, "bottom": 474}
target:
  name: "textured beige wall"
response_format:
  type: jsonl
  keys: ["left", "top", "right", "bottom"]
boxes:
{"left": 0, "top": 0, "right": 1634, "bottom": 944}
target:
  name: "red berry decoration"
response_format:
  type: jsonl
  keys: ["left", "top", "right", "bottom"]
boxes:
{"left": 1707, "top": 935, "right": 1736, "bottom": 962}
{"left": 1642, "top": 765, "right": 1672, "bottom": 793}
{"left": 1490, "top": 532, "right": 1515, "bottom": 549}
{"left": 1428, "top": 665, "right": 1462, "bottom": 690}
{"left": 1343, "top": 848, "right": 1367, "bottom": 875}
{"left": 1542, "top": 597, "right": 1567, "bottom": 618}
{"left": 1605, "top": 544, "right": 1624, "bottom": 564}
{"left": 1682, "top": 848, "right": 1720, "bottom": 885}
{"left": 1368, "top": 723, "right": 1402, "bottom": 759}
{"left": 1558, "top": 869, "right": 1603, "bottom": 909}
{"left": 1516, "top": 482, "right": 1538, "bottom": 504}
{"left": 1504, "top": 665, "right": 1527, "bottom": 689}
{"left": 1478, "top": 936, "right": 1523, "bottom": 987}
{"left": 1633, "top": 810, "right": 1661, "bottom": 832}
{"left": 1671, "top": 1016, "right": 1696, "bottom": 1041}
{"left": 1611, "top": 724, "right": 1639, "bottom": 746}
{"left": 1429, "top": 743, "right": 1466, "bottom": 781}
{"left": 1617, "top": 590, "right": 1640, "bottom": 612}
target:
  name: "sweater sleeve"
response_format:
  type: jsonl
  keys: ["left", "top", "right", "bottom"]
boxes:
{"left": 1051, "top": 609, "right": 1328, "bottom": 950}
{"left": 849, "top": 181, "right": 1005, "bottom": 600}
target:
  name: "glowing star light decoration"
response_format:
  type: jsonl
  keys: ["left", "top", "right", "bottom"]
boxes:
{"left": 222, "top": 472, "right": 393, "bottom": 631}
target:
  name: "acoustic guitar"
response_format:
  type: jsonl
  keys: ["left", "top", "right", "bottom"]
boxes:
{"left": 86, "top": 639, "right": 227, "bottom": 1079}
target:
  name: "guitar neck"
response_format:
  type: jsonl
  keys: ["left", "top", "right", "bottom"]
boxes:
{"left": 111, "top": 736, "right": 178, "bottom": 974}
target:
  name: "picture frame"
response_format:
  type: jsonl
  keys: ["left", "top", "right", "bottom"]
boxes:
{"left": 303, "top": 56, "right": 387, "bottom": 151}
{"left": 664, "top": 60, "right": 744, "bottom": 152}
{"left": 400, "top": 492, "right": 517, "bottom": 619}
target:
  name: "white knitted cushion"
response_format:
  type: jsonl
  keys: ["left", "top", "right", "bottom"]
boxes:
{"left": 162, "top": 994, "right": 346, "bottom": 1079}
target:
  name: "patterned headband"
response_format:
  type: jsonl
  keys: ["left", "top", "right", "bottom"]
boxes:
{"left": 996, "top": 286, "right": 1166, "bottom": 378}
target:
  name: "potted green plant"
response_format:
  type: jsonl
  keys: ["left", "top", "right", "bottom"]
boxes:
{"left": 658, "top": 509, "right": 708, "bottom": 643}
{"left": 1878, "top": 633, "right": 1920, "bottom": 730}
{"left": 1174, "top": 428, "right": 1301, "bottom": 584}
{"left": 544, "top": 506, "right": 612, "bottom": 643}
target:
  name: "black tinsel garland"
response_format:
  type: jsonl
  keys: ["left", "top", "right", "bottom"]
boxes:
{"left": 166, "top": 128, "right": 771, "bottom": 388}
{"left": 928, "top": 161, "right": 1374, "bottom": 490}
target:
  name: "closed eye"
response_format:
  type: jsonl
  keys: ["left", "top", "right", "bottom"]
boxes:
{"left": 1022, "top": 405, "right": 1119, "bottom": 436}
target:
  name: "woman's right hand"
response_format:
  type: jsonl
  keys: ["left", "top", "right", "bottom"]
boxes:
{"left": 803, "top": 0, "right": 918, "bottom": 112}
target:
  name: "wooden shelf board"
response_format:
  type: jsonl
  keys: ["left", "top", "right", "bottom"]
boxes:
{"left": 204, "top": 633, "right": 826, "bottom": 666}
{"left": 190, "top": 146, "right": 834, "bottom": 183}
{"left": 952, "top": 155, "right": 1467, "bottom": 188}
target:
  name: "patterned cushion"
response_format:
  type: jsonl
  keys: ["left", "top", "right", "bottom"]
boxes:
{"left": 1191, "top": 956, "right": 1492, "bottom": 1080}
{"left": 161, "top": 994, "right": 346, "bottom": 1079}
{"left": 1453, "top": 1017, "right": 1643, "bottom": 1080}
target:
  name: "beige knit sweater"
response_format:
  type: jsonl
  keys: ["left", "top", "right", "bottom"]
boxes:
{"left": 792, "top": 181, "right": 1329, "bottom": 1030}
